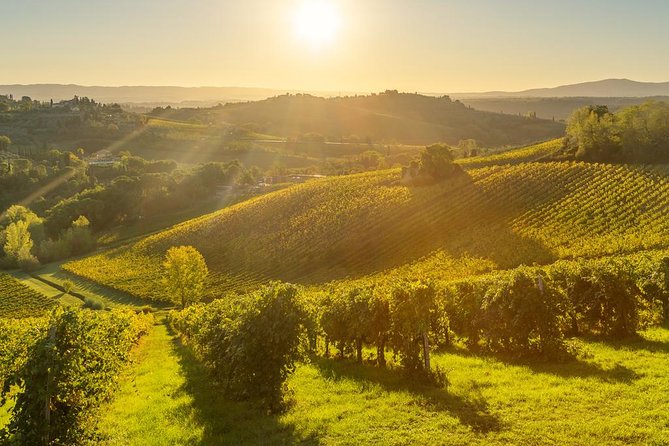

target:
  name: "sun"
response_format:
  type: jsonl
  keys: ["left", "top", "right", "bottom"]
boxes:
{"left": 293, "top": 1, "right": 341, "bottom": 50}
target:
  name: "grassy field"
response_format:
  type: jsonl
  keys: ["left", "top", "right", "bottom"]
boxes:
{"left": 98, "top": 318, "right": 669, "bottom": 445}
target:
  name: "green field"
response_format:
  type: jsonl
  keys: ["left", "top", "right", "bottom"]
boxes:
{"left": 96, "top": 318, "right": 669, "bottom": 445}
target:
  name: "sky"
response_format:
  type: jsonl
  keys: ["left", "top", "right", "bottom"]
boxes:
{"left": 2, "top": 0, "right": 669, "bottom": 93}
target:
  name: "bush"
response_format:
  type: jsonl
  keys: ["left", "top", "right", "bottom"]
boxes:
{"left": 83, "top": 297, "right": 105, "bottom": 311}
{"left": 170, "top": 282, "right": 307, "bottom": 411}
{"left": 388, "top": 280, "right": 436, "bottom": 372}
{"left": 480, "top": 269, "right": 564, "bottom": 356}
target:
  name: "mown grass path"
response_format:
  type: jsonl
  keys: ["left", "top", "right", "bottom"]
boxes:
{"left": 97, "top": 318, "right": 308, "bottom": 445}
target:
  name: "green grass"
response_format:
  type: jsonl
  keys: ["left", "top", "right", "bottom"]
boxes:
{"left": 99, "top": 319, "right": 669, "bottom": 445}
{"left": 98, "top": 319, "right": 308, "bottom": 445}
{"left": 10, "top": 271, "right": 84, "bottom": 309}
{"left": 10, "top": 271, "right": 63, "bottom": 299}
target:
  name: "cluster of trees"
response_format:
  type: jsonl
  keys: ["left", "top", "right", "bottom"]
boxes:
{"left": 1, "top": 308, "right": 153, "bottom": 444}
{"left": 0, "top": 144, "right": 266, "bottom": 271}
{"left": 565, "top": 101, "right": 669, "bottom": 162}
{"left": 0, "top": 149, "right": 90, "bottom": 213}
{"left": 403, "top": 144, "right": 463, "bottom": 184}
{"left": 45, "top": 156, "right": 251, "bottom": 237}
{"left": 0, "top": 205, "right": 95, "bottom": 270}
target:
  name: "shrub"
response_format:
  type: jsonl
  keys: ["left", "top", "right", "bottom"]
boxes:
{"left": 480, "top": 269, "right": 564, "bottom": 356}
{"left": 83, "top": 297, "right": 105, "bottom": 311}
{"left": 388, "top": 280, "right": 437, "bottom": 373}
{"left": 170, "top": 282, "right": 307, "bottom": 411}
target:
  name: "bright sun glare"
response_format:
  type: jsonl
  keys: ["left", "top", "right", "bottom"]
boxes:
{"left": 293, "top": 1, "right": 340, "bottom": 50}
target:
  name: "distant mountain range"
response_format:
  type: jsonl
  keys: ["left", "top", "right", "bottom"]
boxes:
{"left": 452, "top": 79, "right": 669, "bottom": 99}
{"left": 2, "top": 79, "right": 668, "bottom": 109}
{"left": 0, "top": 84, "right": 351, "bottom": 106}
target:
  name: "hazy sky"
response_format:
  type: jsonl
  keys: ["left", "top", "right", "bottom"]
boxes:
{"left": 2, "top": 0, "right": 669, "bottom": 93}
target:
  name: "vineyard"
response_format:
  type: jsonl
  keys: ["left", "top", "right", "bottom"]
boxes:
{"left": 0, "top": 274, "right": 57, "bottom": 319}
{"left": 0, "top": 308, "right": 153, "bottom": 444}
{"left": 47, "top": 138, "right": 669, "bottom": 444}
{"left": 65, "top": 141, "right": 669, "bottom": 302}
{"left": 457, "top": 138, "right": 563, "bottom": 168}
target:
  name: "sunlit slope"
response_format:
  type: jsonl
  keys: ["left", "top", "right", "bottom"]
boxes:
{"left": 457, "top": 138, "right": 563, "bottom": 168}
{"left": 65, "top": 157, "right": 669, "bottom": 300}
{"left": 0, "top": 274, "right": 56, "bottom": 319}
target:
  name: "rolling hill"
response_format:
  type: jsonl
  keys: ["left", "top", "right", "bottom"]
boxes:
{"left": 150, "top": 91, "right": 565, "bottom": 147}
{"left": 454, "top": 79, "right": 669, "bottom": 98}
{"left": 458, "top": 96, "right": 669, "bottom": 121}
{"left": 65, "top": 139, "right": 669, "bottom": 301}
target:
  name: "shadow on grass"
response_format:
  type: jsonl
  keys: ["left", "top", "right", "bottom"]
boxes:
{"left": 442, "top": 344, "right": 641, "bottom": 384}
{"left": 167, "top": 326, "right": 320, "bottom": 446}
{"left": 38, "top": 262, "right": 169, "bottom": 310}
{"left": 589, "top": 329, "right": 669, "bottom": 355}
{"left": 312, "top": 356, "right": 502, "bottom": 434}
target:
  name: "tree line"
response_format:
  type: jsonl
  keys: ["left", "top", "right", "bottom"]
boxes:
{"left": 565, "top": 100, "right": 669, "bottom": 163}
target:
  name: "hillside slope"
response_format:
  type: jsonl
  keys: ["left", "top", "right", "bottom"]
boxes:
{"left": 455, "top": 78, "right": 669, "bottom": 98}
{"left": 66, "top": 144, "right": 669, "bottom": 301}
{"left": 151, "top": 91, "right": 565, "bottom": 147}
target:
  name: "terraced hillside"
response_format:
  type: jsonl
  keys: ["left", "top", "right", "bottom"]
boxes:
{"left": 0, "top": 274, "right": 57, "bottom": 319}
{"left": 65, "top": 141, "right": 669, "bottom": 301}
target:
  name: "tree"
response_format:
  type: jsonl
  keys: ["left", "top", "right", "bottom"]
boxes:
{"left": 62, "top": 279, "right": 74, "bottom": 295}
{"left": 163, "top": 246, "right": 208, "bottom": 308}
{"left": 3, "top": 220, "right": 34, "bottom": 264}
{"left": 567, "top": 106, "right": 620, "bottom": 161}
{"left": 418, "top": 144, "right": 459, "bottom": 180}
{"left": 62, "top": 215, "right": 96, "bottom": 255}
{"left": 0, "top": 135, "right": 10, "bottom": 152}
